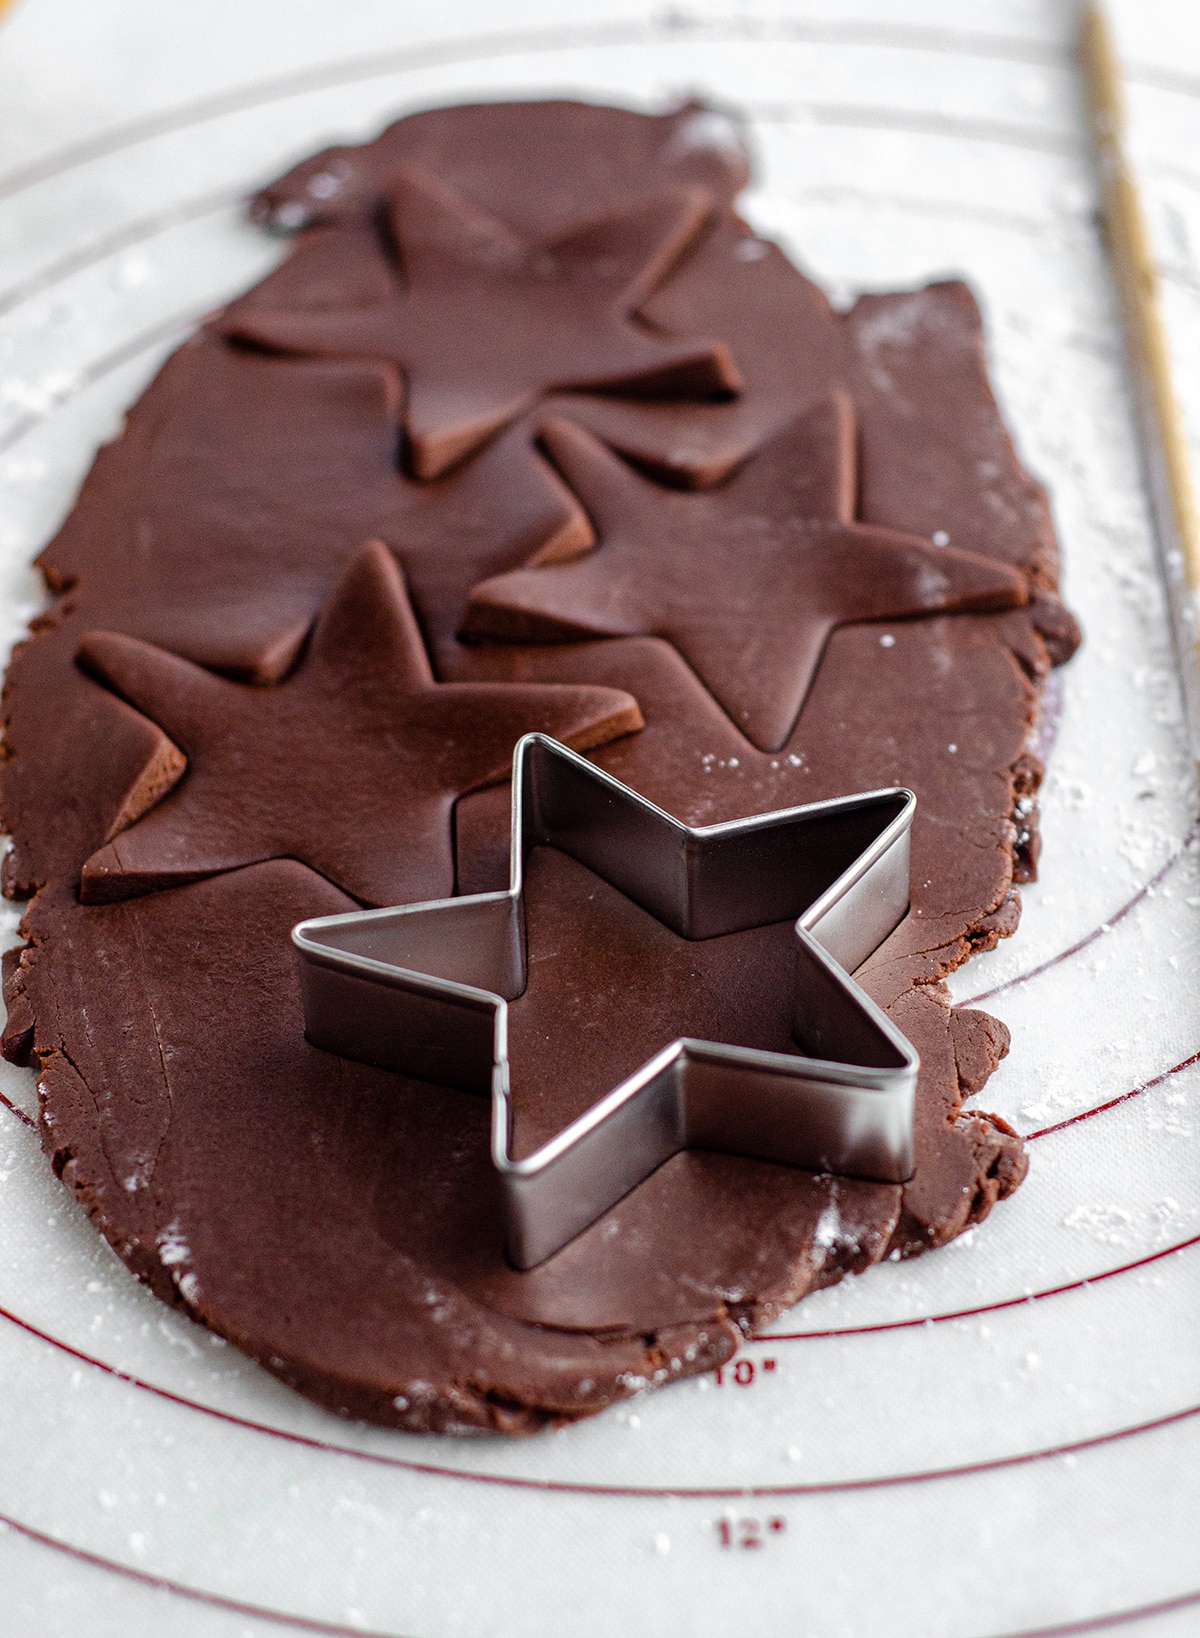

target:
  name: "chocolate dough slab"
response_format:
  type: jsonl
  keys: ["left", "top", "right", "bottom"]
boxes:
{"left": 13, "top": 859, "right": 994, "bottom": 1424}
{"left": 1, "top": 99, "right": 1075, "bottom": 1431}
{"left": 75, "top": 540, "right": 640, "bottom": 908}
{"left": 251, "top": 98, "right": 750, "bottom": 236}
{"left": 228, "top": 173, "right": 738, "bottom": 480}
{"left": 462, "top": 403, "right": 1028, "bottom": 750}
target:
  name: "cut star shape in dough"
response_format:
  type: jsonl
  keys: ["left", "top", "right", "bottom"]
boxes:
{"left": 294, "top": 733, "right": 918, "bottom": 1268}
{"left": 224, "top": 166, "right": 741, "bottom": 480}
{"left": 39, "top": 340, "right": 597, "bottom": 688}
{"left": 462, "top": 397, "right": 1030, "bottom": 752}
{"left": 75, "top": 540, "right": 642, "bottom": 907}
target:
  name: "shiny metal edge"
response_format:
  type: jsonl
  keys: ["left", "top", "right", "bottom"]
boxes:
{"left": 293, "top": 733, "right": 919, "bottom": 1268}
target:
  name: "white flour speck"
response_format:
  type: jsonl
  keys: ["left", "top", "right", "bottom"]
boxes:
{"left": 157, "top": 1223, "right": 190, "bottom": 1266}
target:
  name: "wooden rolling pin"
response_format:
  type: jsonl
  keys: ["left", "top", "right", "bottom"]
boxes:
{"left": 1080, "top": 2, "right": 1200, "bottom": 760}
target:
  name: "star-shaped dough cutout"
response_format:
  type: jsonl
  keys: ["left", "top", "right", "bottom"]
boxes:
{"left": 39, "top": 335, "right": 596, "bottom": 688}
{"left": 462, "top": 397, "right": 1030, "bottom": 751}
{"left": 76, "top": 540, "right": 642, "bottom": 907}
{"left": 224, "top": 166, "right": 740, "bottom": 480}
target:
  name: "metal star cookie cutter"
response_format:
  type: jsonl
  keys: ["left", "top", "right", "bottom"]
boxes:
{"left": 293, "top": 734, "right": 919, "bottom": 1269}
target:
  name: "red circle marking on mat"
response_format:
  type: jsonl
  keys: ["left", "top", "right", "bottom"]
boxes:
{"left": 0, "top": 1505, "right": 399, "bottom": 1638}
{"left": 962, "top": 825, "right": 1198, "bottom": 1008}
{"left": 982, "top": 1584, "right": 1200, "bottom": 1638}
{"left": 755, "top": 1231, "right": 1200, "bottom": 1342}
{"left": 0, "top": 60, "right": 1194, "bottom": 1638}
{"left": 0, "top": 1281, "right": 1198, "bottom": 1498}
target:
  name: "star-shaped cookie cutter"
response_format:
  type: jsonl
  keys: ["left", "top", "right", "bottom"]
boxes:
{"left": 293, "top": 734, "right": 919, "bottom": 1268}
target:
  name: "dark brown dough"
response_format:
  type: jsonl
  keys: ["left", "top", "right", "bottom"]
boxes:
{"left": 20, "top": 864, "right": 743, "bottom": 1430}
{"left": 75, "top": 539, "right": 640, "bottom": 907}
{"left": 3, "top": 334, "right": 614, "bottom": 899}
{"left": 250, "top": 98, "right": 750, "bottom": 236}
{"left": 36, "top": 336, "right": 594, "bottom": 684}
{"left": 1, "top": 100, "right": 1075, "bottom": 1432}
{"left": 546, "top": 213, "right": 850, "bottom": 487}
{"left": 462, "top": 402, "right": 1029, "bottom": 750}
{"left": 227, "top": 169, "right": 738, "bottom": 479}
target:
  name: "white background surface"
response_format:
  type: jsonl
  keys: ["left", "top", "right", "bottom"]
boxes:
{"left": 2, "top": 1, "right": 1200, "bottom": 1634}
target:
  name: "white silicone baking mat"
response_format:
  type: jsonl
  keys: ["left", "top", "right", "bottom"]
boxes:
{"left": 2, "top": 0, "right": 1200, "bottom": 1633}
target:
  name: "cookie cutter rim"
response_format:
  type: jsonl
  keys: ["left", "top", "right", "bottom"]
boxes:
{"left": 293, "top": 733, "right": 919, "bottom": 1269}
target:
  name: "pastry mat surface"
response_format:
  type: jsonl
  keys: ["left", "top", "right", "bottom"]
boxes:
{"left": 0, "top": 0, "right": 1198, "bottom": 1633}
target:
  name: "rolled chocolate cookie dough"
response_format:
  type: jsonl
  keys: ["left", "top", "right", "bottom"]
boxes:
{"left": 1, "top": 99, "right": 1078, "bottom": 1433}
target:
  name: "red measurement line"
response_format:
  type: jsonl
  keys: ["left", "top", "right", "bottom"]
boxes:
{"left": 0, "top": 29, "right": 1189, "bottom": 1627}
{"left": 2, "top": 1055, "right": 1197, "bottom": 1370}
{"left": 1023, "top": 1048, "right": 1200, "bottom": 1139}
{"left": 9, "top": 1497, "right": 1196, "bottom": 1638}
{"left": 4, "top": 1032, "right": 1195, "bottom": 1152}
{"left": 0, "top": 1506, "right": 399, "bottom": 1637}
{"left": 961, "top": 824, "right": 1197, "bottom": 1008}
{"left": 1, "top": 1289, "right": 1199, "bottom": 1496}
{"left": 982, "top": 1584, "right": 1200, "bottom": 1637}
{"left": 0, "top": 1088, "right": 34, "bottom": 1128}
{"left": 2, "top": 1235, "right": 1192, "bottom": 1453}
{"left": 5, "top": 913, "right": 1194, "bottom": 1157}
{"left": 754, "top": 1233, "right": 1200, "bottom": 1341}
